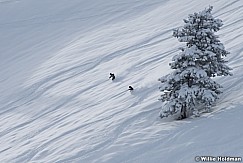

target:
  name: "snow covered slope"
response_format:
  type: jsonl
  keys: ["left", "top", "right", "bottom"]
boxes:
{"left": 0, "top": 0, "right": 242, "bottom": 162}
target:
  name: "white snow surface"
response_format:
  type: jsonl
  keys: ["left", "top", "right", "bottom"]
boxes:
{"left": 0, "top": 0, "right": 243, "bottom": 162}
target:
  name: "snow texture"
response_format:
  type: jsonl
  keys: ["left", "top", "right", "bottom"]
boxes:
{"left": 0, "top": 0, "right": 243, "bottom": 162}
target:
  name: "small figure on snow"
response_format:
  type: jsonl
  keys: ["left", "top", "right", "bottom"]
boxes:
{"left": 109, "top": 73, "right": 115, "bottom": 80}
{"left": 128, "top": 86, "right": 134, "bottom": 91}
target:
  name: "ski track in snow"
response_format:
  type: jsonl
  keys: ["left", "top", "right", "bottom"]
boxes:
{"left": 0, "top": 0, "right": 243, "bottom": 162}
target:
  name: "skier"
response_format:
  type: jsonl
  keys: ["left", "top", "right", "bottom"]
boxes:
{"left": 109, "top": 73, "right": 115, "bottom": 80}
{"left": 128, "top": 86, "right": 134, "bottom": 91}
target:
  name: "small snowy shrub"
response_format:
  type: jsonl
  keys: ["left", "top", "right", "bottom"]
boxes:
{"left": 159, "top": 6, "right": 232, "bottom": 119}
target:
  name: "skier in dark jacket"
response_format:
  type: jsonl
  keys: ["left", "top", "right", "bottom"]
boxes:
{"left": 128, "top": 86, "right": 134, "bottom": 91}
{"left": 109, "top": 73, "right": 115, "bottom": 80}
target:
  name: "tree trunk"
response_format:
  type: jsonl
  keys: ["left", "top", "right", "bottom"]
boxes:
{"left": 178, "top": 104, "right": 187, "bottom": 120}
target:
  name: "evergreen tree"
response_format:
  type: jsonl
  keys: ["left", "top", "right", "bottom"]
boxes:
{"left": 159, "top": 6, "right": 232, "bottom": 119}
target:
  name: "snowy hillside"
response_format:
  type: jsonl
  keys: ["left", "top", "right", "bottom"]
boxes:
{"left": 0, "top": 0, "right": 243, "bottom": 162}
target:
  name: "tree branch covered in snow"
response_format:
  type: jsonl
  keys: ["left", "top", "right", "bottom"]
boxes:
{"left": 159, "top": 6, "right": 232, "bottom": 119}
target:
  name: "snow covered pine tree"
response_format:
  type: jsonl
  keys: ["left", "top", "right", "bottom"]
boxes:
{"left": 159, "top": 6, "right": 232, "bottom": 119}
